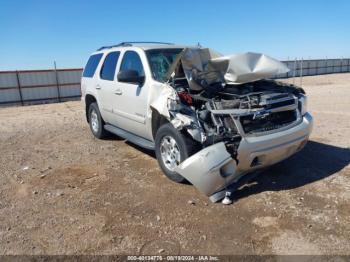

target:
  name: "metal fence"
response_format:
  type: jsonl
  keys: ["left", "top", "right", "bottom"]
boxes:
{"left": 0, "top": 57, "right": 350, "bottom": 106}
{"left": 0, "top": 68, "right": 82, "bottom": 106}
{"left": 278, "top": 58, "right": 350, "bottom": 78}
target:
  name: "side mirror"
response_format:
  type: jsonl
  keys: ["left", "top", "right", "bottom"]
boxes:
{"left": 117, "top": 70, "right": 144, "bottom": 85}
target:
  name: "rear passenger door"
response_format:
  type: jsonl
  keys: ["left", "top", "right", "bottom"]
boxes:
{"left": 113, "top": 50, "right": 149, "bottom": 137}
{"left": 97, "top": 51, "right": 121, "bottom": 124}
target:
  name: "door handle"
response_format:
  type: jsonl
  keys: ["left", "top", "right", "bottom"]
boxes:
{"left": 95, "top": 85, "right": 101, "bottom": 90}
{"left": 114, "top": 89, "right": 123, "bottom": 95}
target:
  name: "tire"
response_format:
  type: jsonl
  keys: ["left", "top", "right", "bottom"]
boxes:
{"left": 88, "top": 102, "right": 108, "bottom": 139}
{"left": 155, "top": 123, "right": 199, "bottom": 183}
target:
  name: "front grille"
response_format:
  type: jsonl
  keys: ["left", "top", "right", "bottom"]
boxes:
{"left": 264, "top": 98, "right": 295, "bottom": 109}
{"left": 240, "top": 110, "right": 297, "bottom": 134}
{"left": 259, "top": 93, "right": 296, "bottom": 110}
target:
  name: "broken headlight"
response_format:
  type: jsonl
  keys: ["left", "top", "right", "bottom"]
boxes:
{"left": 298, "top": 95, "right": 308, "bottom": 116}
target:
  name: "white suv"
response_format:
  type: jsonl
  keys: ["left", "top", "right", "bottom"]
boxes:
{"left": 81, "top": 42, "right": 313, "bottom": 202}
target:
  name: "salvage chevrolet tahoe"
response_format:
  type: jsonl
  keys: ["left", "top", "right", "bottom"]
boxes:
{"left": 81, "top": 42, "right": 313, "bottom": 203}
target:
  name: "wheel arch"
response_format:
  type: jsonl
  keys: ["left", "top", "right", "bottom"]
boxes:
{"left": 151, "top": 107, "right": 170, "bottom": 140}
{"left": 85, "top": 94, "right": 97, "bottom": 122}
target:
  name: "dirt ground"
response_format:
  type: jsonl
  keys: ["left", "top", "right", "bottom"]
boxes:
{"left": 0, "top": 73, "right": 349, "bottom": 255}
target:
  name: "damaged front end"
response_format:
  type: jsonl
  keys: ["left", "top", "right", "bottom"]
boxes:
{"left": 151, "top": 47, "right": 313, "bottom": 202}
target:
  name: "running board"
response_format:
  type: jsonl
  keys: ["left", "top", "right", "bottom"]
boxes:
{"left": 104, "top": 124, "right": 155, "bottom": 150}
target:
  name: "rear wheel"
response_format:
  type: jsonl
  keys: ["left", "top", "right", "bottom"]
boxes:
{"left": 155, "top": 123, "right": 199, "bottom": 183}
{"left": 88, "top": 102, "right": 108, "bottom": 139}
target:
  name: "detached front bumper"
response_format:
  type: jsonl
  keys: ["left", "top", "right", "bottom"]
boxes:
{"left": 175, "top": 113, "right": 313, "bottom": 202}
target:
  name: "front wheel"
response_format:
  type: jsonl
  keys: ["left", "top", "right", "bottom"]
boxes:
{"left": 155, "top": 123, "right": 199, "bottom": 183}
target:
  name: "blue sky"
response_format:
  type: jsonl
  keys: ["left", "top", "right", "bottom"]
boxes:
{"left": 0, "top": 0, "right": 349, "bottom": 70}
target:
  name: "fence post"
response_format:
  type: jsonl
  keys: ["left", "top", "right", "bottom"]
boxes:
{"left": 54, "top": 61, "right": 61, "bottom": 102}
{"left": 300, "top": 57, "right": 303, "bottom": 87}
{"left": 340, "top": 57, "right": 343, "bottom": 73}
{"left": 15, "top": 71, "right": 24, "bottom": 106}
{"left": 292, "top": 58, "right": 297, "bottom": 85}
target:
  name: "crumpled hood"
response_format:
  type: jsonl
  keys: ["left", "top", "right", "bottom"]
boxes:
{"left": 210, "top": 52, "right": 290, "bottom": 85}
{"left": 168, "top": 48, "right": 289, "bottom": 89}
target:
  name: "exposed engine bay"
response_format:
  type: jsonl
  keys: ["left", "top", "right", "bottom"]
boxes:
{"left": 164, "top": 48, "right": 306, "bottom": 156}
{"left": 150, "top": 47, "right": 311, "bottom": 203}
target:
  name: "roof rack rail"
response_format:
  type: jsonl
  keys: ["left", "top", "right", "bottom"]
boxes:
{"left": 97, "top": 41, "right": 174, "bottom": 51}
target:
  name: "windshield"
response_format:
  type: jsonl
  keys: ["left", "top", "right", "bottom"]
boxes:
{"left": 146, "top": 48, "right": 183, "bottom": 82}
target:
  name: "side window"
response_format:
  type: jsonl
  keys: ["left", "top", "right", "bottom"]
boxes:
{"left": 120, "top": 51, "right": 145, "bottom": 77}
{"left": 100, "top": 51, "right": 120, "bottom": 81}
{"left": 83, "top": 53, "right": 103, "bottom": 78}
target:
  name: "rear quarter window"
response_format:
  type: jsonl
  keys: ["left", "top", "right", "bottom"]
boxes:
{"left": 83, "top": 53, "right": 103, "bottom": 78}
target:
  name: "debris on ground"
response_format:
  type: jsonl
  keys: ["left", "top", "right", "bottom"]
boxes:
{"left": 188, "top": 200, "right": 195, "bottom": 205}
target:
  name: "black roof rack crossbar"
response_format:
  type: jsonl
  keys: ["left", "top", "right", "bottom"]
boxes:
{"left": 97, "top": 41, "right": 174, "bottom": 51}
